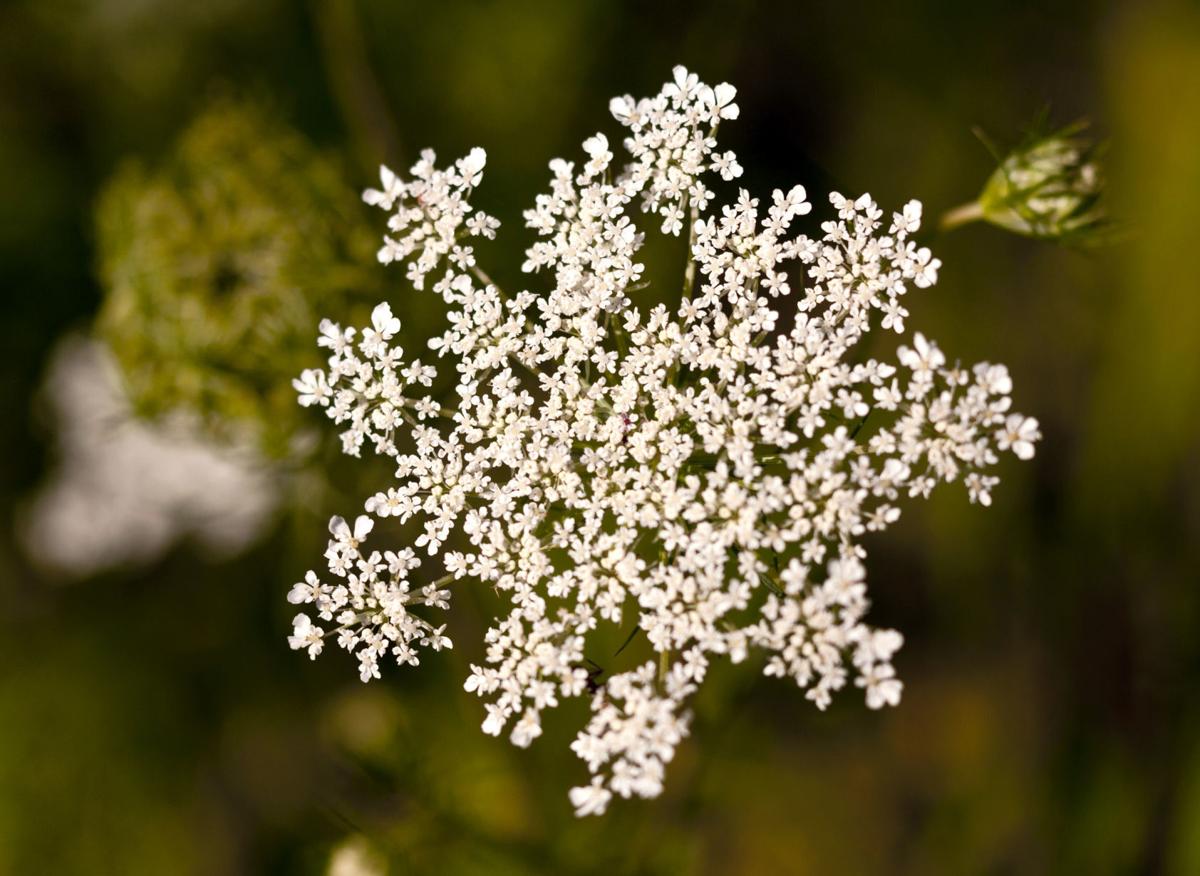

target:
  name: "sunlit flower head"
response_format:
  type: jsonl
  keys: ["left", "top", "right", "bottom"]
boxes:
{"left": 288, "top": 67, "right": 1040, "bottom": 815}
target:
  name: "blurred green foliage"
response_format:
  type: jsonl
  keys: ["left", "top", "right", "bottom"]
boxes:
{"left": 2, "top": 0, "right": 1199, "bottom": 874}
{"left": 95, "top": 97, "right": 381, "bottom": 457}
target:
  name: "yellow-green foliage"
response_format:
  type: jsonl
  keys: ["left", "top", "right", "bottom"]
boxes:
{"left": 95, "top": 99, "right": 381, "bottom": 457}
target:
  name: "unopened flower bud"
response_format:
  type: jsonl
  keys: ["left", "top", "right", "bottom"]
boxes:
{"left": 973, "top": 121, "right": 1111, "bottom": 244}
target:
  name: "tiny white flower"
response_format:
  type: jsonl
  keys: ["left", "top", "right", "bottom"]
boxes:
{"left": 710, "top": 82, "right": 739, "bottom": 119}
{"left": 287, "top": 570, "right": 322, "bottom": 604}
{"left": 897, "top": 332, "right": 945, "bottom": 378}
{"left": 330, "top": 514, "right": 373, "bottom": 546}
{"left": 998, "top": 414, "right": 1040, "bottom": 460}
{"left": 370, "top": 302, "right": 401, "bottom": 339}
{"left": 293, "top": 369, "right": 330, "bottom": 407}
{"left": 363, "top": 164, "right": 404, "bottom": 210}
{"left": 459, "top": 147, "right": 487, "bottom": 187}
{"left": 288, "top": 614, "right": 324, "bottom": 659}
{"left": 569, "top": 778, "right": 613, "bottom": 816}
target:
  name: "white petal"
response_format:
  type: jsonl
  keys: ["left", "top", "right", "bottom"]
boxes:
{"left": 353, "top": 515, "right": 375, "bottom": 541}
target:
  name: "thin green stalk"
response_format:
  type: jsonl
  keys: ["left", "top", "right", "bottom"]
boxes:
{"left": 939, "top": 200, "right": 985, "bottom": 232}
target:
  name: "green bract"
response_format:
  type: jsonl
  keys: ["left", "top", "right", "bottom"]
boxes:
{"left": 976, "top": 122, "right": 1112, "bottom": 245}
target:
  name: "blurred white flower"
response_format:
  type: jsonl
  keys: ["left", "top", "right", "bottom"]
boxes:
{"left": 997, "top": 414, "right": 1042, "bottom": 461}
{"left": 22, "top": 337, "right": 277, "bottom": 576}
{"left": 327, "top": 837, "right": 386, "bottom": 876}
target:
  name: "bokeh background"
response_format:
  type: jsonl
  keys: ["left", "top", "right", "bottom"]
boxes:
{"left": 3, "top": 1, "right": 1199, "bottom": 873}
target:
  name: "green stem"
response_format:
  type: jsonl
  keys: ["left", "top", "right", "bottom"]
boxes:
{"left": 471, "top": 264, "right": 500, "bottom": 291}
{"left": 682, "top": 201, "right": 700, "bottom": 305}
{"left": 939, "top": 200, "right": 985, "bottom": 232}
{"left": 309, "top": 0, "right": 402, "bottom": 170}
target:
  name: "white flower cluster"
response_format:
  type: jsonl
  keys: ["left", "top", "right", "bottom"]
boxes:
{"left": 364, "top": 147, "right": 497, "bottom": 290}
{"left": 288, "top": 67, "right": 1040, "bottom": 815}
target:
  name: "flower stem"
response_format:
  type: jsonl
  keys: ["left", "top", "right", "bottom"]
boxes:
{"left": 682, "top": 202, "right": 700, "bottom": 305}
{"left": 939, "top": 200, "right": 985, "bottom": 232}
{"left": 471, "top": 265, "right": 500, "bottom": 291}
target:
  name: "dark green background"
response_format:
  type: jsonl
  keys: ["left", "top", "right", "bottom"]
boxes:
{"left": 2, "top": 1, "right": 1199, "bottom": 873}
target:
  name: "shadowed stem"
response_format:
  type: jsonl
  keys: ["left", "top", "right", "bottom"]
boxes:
{"left": 682, "top": 202, "right": 700, "bottom": 304}
{"left": 310, "top": 0, "right": 403, "bottom": 171}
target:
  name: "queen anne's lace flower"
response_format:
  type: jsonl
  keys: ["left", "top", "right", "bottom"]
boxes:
{"left": 288, "top": 67, "right": 1040, "bottom": 815}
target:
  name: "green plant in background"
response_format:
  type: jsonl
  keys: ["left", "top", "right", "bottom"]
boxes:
{"left": 94, "top": 97, "right": 383, "bottom": 458}
{"left": 8, "top": 0, "right": 1200, "bottom": 869}
{"left": 941, "top": 119, "right": 1112, "bottom": 245}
